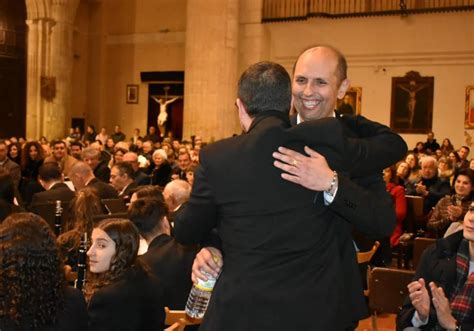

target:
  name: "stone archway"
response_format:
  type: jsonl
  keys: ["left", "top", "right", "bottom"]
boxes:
{"left": 25, "top": 0, "right": 79, "bottom": 140}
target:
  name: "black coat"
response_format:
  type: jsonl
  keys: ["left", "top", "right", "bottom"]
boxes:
{"left": 88, "top": 267, "right": 165, "bottom": 331}
{"left": 86, "top": 178, "right": 119, "bottom": 200}
{"left": 93, "top": 160, "right": 111, "bottom": 184}
{"left": 0, "top": 287, "right": 88, "bottom": 331}
{"left": 397, "top": 231, "right": 474, "bottom": 330}
{"left": 174, "top": 112, "right": 401, "bottom": 330}
{"left": 140, "top": 234, "right": 197, "bottom": 309}
{"left": 30, "top": 182, "right": 75, "bottom": 206}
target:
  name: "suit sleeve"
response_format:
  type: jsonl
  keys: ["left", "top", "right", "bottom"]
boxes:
{"left": 341, "top": 115, "right": 407, "bottom": 176}
{"left": 174, "top": 153, "right": 219, "bottom": 246}
{"left": 327, "top": 173, "right": 396, "bottom": 237}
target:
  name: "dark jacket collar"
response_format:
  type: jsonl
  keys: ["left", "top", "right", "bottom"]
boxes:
{"left": 148, "top": 233, "right": 173, "bottom": 249}
{"left": 435, "top": 230, "right": 464, "bottom": 258}
{"left": 247, "top": 110, "right": 290, "bottom": 133}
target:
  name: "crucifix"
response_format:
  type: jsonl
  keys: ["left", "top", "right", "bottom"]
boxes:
{"left": 151, "top": 86, "right": 181, "bottom": 137}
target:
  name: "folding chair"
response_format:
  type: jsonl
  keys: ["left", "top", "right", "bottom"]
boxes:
{"left": 164, "top": 307, "right": 202, "bottom": 331}
{"left": 101, "top": 198, "right": 127, "bottom": 214}
{"left": 368, "top": 267, "right": 415, "bottom": 331}
{"left": 412, "top": 237, "right": 435, "bottom": 270}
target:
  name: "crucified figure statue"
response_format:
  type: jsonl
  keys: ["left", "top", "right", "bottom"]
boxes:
{"left": 398, "top": 80, "right": 429, "bottom": 128}
{"left": 151, "top": 95, "right": 181, "bottom": 137}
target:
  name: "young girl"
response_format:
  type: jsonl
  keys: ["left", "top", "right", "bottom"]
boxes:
{"left": 85, "top": 218, "right": 165, "bottom": 330}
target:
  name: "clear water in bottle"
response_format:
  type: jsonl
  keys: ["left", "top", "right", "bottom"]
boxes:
{"left": 185, "top": 271, "right": 216, "bottom": 319}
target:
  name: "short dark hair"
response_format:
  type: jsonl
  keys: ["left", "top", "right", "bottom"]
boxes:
{"left": 461, "top": 145, "right": 470, "bottom": 153}
{"left": 38, "top": 162, "right": 62, "bottom": 182}
{"left": 113, "top": 162, "right": 134, "bottom": 178}
{"left": 51, "top": 140, "right": 66, "bottom": 148}
{"left": 452, "top": 168, "right": 474, "bottom": 199}
{"left": 293, "top": 45, "right": 348, "bottom": 84}
{"left": 128, "top": 198, "right": 168, "bottom": 238}
{"left": 70, "top": 141, "right": 83, "bottom": 149}
{"left": 237, "top": 61, "right": 291, "bottom": 116}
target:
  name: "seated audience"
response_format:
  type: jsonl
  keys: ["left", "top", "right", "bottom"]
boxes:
{"left": 438, "top": 156, "right": 455, "bottom": 183}
{"left": 449, "top": 150, "right": 462, "bottom": 170}
{"left": 458, "top": 145, "right": 470, "bottom": 169}
{"left": 406, "top": 156, "right": 451, "bottom": 215}
{"left": 70, "top": 141, "right": 83, "bottom": 160}
{"left": 0, "top": 213, "right": 87, "bottom": 330}
{"left": 69, "top": 161, "right": 118, "bottom": 199}
{"left": 108, "top": 147, "right": 127, "bottom": 169}
{"left": 383, "top": 166, "right": 407, "bottom": 248}
{"left": 396, "top": 160, "right": 411, "bottom": 188}
{"left": 149, "top": 149, "right": 172, "bottom": 187}
{"left": 405, "top": 152, "right": 421, "bottom": 184}
{"left": 7, "top": 142, "right": 21, "bottom": 165}
{"left": 130, "top": 198, "right": 197, "bottom": 309}
{"left": 19, "top": 141, "right": 45, "bottom": 204}
{"left": 111, "top": 125, "right": 126, "bottom": 143}
{"left": 85, "top": 218, "right": 165, "bottom": 331}
{"left": 0, "top": 169, "right": 22, "bottom": 217}
{"left": 440, "top": 138, "right": 454, "bottom": 156}
{"left": 413, "top": 141, "right": 425, "bottom": 155}
{"left": 30, "top": 162, "right": 75, "bottom": 207}
{"left": 110, "top": 162, "right": 137, "bottom": 203}
{"left": 423, "top": 132, "right": 440, "bottom": 155}
{"left": 143, "top": 126, "right": 160, "bottom": 144}
{"left": 427, "top": 168, "right": 474, "bottom": 238}
{"left": 129, "top": 185, "right": 164, "bottom": 208}
{"left": 172, "top": 152, "right": 191, "bottom": 180}
{"left": 163, "top": 179, "right": 191, "bottom": 225}
{"left": 83, "top": 146, "right": 110, "bottom": 183}
{"left": 397, "top": 204, "right": 474, "bottom": 330}
{"left": 83, "top": 125, "right": 97, "bottom": 144}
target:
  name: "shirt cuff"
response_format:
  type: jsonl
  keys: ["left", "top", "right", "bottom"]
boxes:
{"left": 323, "top": 187, "right": 338, "bottom": 205}
{"left": 411, "top": 310, "right": 429, "bottom": 327}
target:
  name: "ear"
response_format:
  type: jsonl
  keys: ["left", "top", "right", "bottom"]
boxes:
{"left": 236, "top": 98, "right": 252, "bottom": 132}
{"left": 337, "top": 78, "right": 351, "bottom": 100}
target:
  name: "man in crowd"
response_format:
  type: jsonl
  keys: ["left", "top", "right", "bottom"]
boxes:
{"left": 423, "top": 131, "right": 440, "bottom": 155}
{"left": 30, "top": 162, "right": 75, "bottom": 206}
{"left": 129, "top": 197, "right": 197, "bottom": 310}
{"left": 144, "top": 126, "right": 160, "bottom": 144}
{"left": 0, "top": 139, "right": 20, "bottom": 187}
{"left": 110, "top": 162, "right": 137, "bottom": 203}
{"left": 70, "top": 141, "right": 83, "bottom": 160}
{"left": 69, "top": 161, "right": 118, "bottom": 199}
{"left": 172, "top": 152, "right": 191, "bottom": 180}
{"left": 174, "top": 61, "right": 403, "bottom": 330}
{"left": 406, "top": 156, "right": 451, "bottom": 214}
{"left": 193, "top": 46, "right": 407, "bottom": 330}
{"left": 111, "top": 125, "right": 126, "bottom": 143}
{"left": 459, "top": 145, "right": 470, "bottom": 168}
{"left": 163, "top": 179, "right": 191, "bottom": 225}
{"left": 44, "top": 140, "right": 77, "bottom": 178}
{"left": 122, "top": 152, "right": 150, "bottom": 186}
{"left": 82, "top": 146, "right": 110, "bottom": 183}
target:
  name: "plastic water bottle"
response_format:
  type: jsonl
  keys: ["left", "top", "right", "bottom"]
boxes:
{"left": 185, "top": 270, "right": 217, "bottom": 319}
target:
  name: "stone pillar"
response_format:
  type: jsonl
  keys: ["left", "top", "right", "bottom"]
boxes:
{"left": 183, "top": 0, "right": 240, "bottom": 141}
{"left": 25, "top": 0, "right": 79, "bottom": 140}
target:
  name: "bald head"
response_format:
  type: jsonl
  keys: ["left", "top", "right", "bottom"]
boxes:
{"left": 69, "top": 161, "right": 94, "bottom": 191}
{"left": 294, "top": 45, "right": 347, "bottom": 84}
{"left": 163, "top": 179, "right": 191, "bottom": 211}
{"left": 123, "top": 152, "right": 139, "bottom": 171}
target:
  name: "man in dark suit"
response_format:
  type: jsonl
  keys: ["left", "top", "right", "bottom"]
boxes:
{"left": 174, "top": 61, "right": 400, "bottom": 330}
{"left": 193, "top": 46, "right": 407, "bottom": 330}
{"left": 69, "top": 161, "right": 118, "bottom": 199}
{"left": 30, "top": 162, "right": 75, "bottom": 206}
{"left": 122, "top": 152, "right": 150, "bottom": 186}
{"left": 130, "top": 197, "right": 197, "bottom": 310}
{"left": 110, "top": 162, "right": 138, "bottom": 203}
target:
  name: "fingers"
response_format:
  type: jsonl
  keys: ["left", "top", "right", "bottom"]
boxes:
{"left": 273, "top": 147, "right": 305, "bottom": 162}
{"left": 303, "top": 146, "right": 322, "bottom": 158}
{"left": 191, "top": 248, "right": 222, "bottom": 283}
{"left": 273, "top": 160, "right": 300, "bottom": 176}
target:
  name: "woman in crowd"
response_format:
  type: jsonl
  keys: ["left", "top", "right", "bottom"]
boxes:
{"left": 397, "top": 204, "right": 474, "bottom": 330}
{"left": 440, "top": 137, "right": 455, "bottom": 156}
{"left": 405, "top": 152, "right": 421, "bottom": 184}
{"left": 57, "top": 187, "right": 103, "bottom": 269}
{"left": 437, "top": 156, "right": 455, "bottom": 183}
{"left": 449, "top": 151, "right": 462, "bottom": 170}
{"left": 413, "top": 141, "right": 425, "bottom": 155}
{"left": 149, "top": 149, "right": 172, "bottom": 187}
{"left": 383, "top": 166, "right": 407, "bottom": 248}
{"left": 104, "top": 138, "right": 115, "bottom": 155}
{"left": 20, "top": 140, "right": 45, "bottom": 203}
{"left": 0, "top": 213, "right": 87, "bottom": 330}
{"left": 85, "top": 218, "right": 165, "bottom": 330}
{"left": 108, "top": 147, "right": 127, "bottom": 169}
{"left": 7, "top": 142, "right": 21, "bottom": 165}
{"left": 396, "top": 160, "right": 411, "bottom": 187}
{"left": 427, "top": 168, "right": 474, "bottom": 238}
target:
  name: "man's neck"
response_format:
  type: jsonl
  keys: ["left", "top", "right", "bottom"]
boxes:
{"left": 46, "top": 181, "right": 61, "bottom": 190}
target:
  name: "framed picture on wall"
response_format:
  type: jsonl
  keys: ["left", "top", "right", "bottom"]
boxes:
{"left": 126, "top": 84, "right": 139, "bottom": 104}
{"left": 390, "top": 71, "right": 434, "bottom": 134}
{"left": 336, "top": 87, "right": 362, "bottom": 115}
{"left": 465, "top": 86, "right": 474, "bottom": 129}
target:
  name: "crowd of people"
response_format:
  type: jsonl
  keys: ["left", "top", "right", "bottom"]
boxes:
{"left": 0, "top": 44, "right": 472, "bottom": 330}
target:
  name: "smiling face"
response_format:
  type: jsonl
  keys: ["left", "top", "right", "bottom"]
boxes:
{"left": 292, "top": 47, "right": 349, "bottom": 121}
{"left": 454, "top": 174, "right": 472, "bottom": 198}
{"left": 87, "top": 228, "right": 116, "bottom": 274}
{"left": 29, "top": 145, "right": 39, "bottom": 160}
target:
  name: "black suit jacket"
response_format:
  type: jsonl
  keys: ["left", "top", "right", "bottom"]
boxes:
{"left": 174, "top": 112, "right": 396, "bottom": 330}
{"left": 30, "top": 182, "right": 75, "bottom": 207}
{"left": 93, "top": 160, "right": 111, "bottom": 183}
{"left": 86, "top": 178, "right": 119, "bottom": 200}
{"left": 140, "top": 234, "right": 197, "bottom": 310}
{"left": 88, "top": 267, "right": 165, "bottom": 331}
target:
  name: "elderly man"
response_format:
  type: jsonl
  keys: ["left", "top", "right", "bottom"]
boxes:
{"left": 44, "top": 140, "right": 77, "bottom": 178}
{"left": 110, "top": 162, "right": 137, "bottom": 203}
{"left": 82, "top": 146, "right": 110, "bottom": 183}
{"left": 406, "top": 156, "right": 451, "bottom": 214}
{"left": 163, "top": 179, "right": 191, "bottom": 226}
{"left": 122, "top": 152, "right": 150, "bottom": 186}
{"left": 69, "top": 161, "right": 118, "bottom": 199}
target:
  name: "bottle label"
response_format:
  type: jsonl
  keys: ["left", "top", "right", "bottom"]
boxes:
{"left": 195, "top": 270, "right": 216, "bottom": 291}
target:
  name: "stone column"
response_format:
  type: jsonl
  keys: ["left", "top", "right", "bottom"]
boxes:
{"left": 183, "top": 0, "right": 240, "bottom": 141}
{"left": 25, "top": 0, "right": 79, "bottom": 140}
